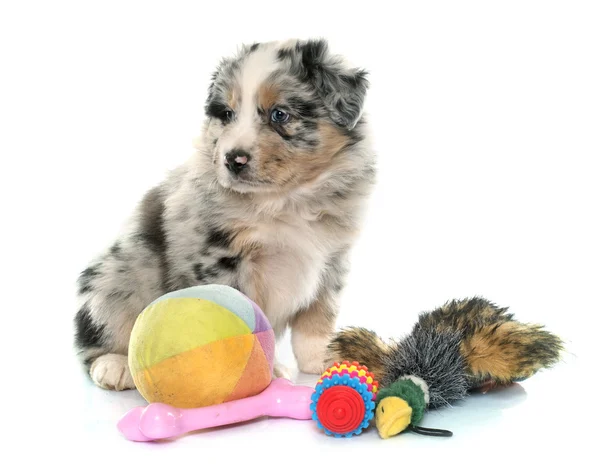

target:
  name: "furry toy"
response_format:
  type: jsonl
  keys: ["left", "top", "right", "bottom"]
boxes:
{"left": 328, "top": 297, "right": 564, "bottom": 439}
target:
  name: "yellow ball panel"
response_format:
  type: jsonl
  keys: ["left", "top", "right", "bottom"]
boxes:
{"left": 128, "top": 297, "right": 251, "bottom": 373}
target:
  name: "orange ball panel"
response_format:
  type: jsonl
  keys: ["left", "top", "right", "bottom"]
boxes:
{"left": 223, "top": 336, "right": 271, "bottom": 403}
{"left": 133, "top": 333, "right": 255, "bottom": 408}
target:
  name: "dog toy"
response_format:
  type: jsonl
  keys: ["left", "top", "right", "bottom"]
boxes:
{"left": 118, "top": 377, "right": 313, "bottom": 441}
{"left": 128, "top": 284, "right": 275, "bottom": 408}
{"left": 118, "top": 361, "right": 377, "bottom": 441}
{"left": 328, "top": 297, "right": 564, "bottom": 439}
{"left": 120, "top": 284, "right": 377, "bottom": 441}
{"left": 310, "top": 361, "right": 377, "bottom": 437}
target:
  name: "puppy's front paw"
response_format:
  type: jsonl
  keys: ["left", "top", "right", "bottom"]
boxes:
{"left": 297, "top": 357, "right": 332, "bottom": 375}
{"left": 292, "top": 333, "right": 334, "bottom": 375}
{"left": 90, "top": 354, "right": 135, "bottom": 391}
{"left": 273, "top": 360, "right": 293, "bottom": 380}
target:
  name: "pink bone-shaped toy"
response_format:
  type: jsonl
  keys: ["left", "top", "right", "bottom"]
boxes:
{"left": 118, "top": 378, "right": 314, "bottom": 441}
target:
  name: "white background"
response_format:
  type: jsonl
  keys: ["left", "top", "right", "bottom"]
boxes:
{"left": 2, "top": 1, "right": 598, "bottom": 464}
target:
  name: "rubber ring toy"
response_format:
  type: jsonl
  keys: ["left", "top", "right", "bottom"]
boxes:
{"left": 310, "top": 361, "right": 378, "bottom": 437}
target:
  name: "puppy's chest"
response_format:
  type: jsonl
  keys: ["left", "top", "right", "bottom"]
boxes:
{"left": 167, "top": 210, "right": 339, "bottom": 310}
{"left": 234, "top": 218, "right": 330, "bottom": 305}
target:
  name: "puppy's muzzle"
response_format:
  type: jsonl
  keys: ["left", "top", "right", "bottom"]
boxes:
{"left": 225, "top": 149, "right": 251, "bottom": 175}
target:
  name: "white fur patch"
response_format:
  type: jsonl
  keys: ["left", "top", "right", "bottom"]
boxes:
{"left": 240, "top": 45, "right": 279, "bottom": 104}
{"left": 400, "top": 375, "right": 430, "bottom": 405}
{"left": 223, "top": 45, "right": 280, "bottom": 152}
{"left": 89, "top": 354, "right": 135, "bottom": 391}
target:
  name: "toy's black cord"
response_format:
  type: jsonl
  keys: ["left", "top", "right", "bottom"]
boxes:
{"left": 408, "top": 424, "right": 453, "bottom": 437}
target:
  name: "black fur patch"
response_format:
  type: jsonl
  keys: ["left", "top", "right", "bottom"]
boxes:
{"left": 271, "top": 123, "right": 292, "bottom": 140}
{"left": 106, "top": 290, "right": 134, "bottom": 301}
{"left": 193, "top": 263, "right": 206, "bottom": 281}
{"left": 77, "top": 265, "right": 100, "bottom": 295}
{"left": 298, "top": 39, "right": 328, "bottom": 78}
{"left": 205, "top": 228, "right": 231, "bottom": 249}
{"left": 277, "top": 48, "right": 295, "bottom": 61}
{"left": 110, "top": 242, "right": 122, "bottom": 256}
{"left": 286, "top": 96, "right": 318, "bottom": 119}
{"left": 205, "top": 100, "right": 231, "bottom": 121}
{"left": 137, "top": 186, "right": 167, "bottom": 255}
{"left": 74, "top": 304, "right": 105, "bottom": 349}
{"left": 217, "top": 256, "right": 240, "bottom": 270}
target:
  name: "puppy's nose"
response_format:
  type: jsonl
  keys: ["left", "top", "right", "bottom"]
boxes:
{"left": 225, "top": 150, "right": 250, "bottom": 174}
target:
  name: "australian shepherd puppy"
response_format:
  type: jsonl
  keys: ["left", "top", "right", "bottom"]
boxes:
{"left": 74, "top": 38, "right": 377, "bottom": 390}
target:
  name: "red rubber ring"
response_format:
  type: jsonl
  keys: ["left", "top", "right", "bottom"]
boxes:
{"left": 316, "top": 386, "right": 366, "bottom": 434}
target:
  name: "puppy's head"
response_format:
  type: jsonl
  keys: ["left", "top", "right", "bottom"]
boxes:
{"left": 203, "top": 39, "right": 369, "bottom": 193}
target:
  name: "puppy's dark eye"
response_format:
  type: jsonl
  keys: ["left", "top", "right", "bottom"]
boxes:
{"left": 270, "top": 109, "right": 290, "bottom": 124}
{"left": 222, "top": 110, "right": 234, "bottom": 123}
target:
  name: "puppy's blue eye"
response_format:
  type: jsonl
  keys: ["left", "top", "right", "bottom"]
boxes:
{"left": 270, "top": 109, "right": 290, "bottom": 123}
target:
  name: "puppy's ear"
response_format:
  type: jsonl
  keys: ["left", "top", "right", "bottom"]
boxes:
{"left": 298, "top": 39, "right": 369, "bottom": 129}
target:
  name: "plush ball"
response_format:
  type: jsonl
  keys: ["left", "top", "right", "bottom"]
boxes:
{"left": 128, "top": 284, "right": 275, "bottom": 408}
